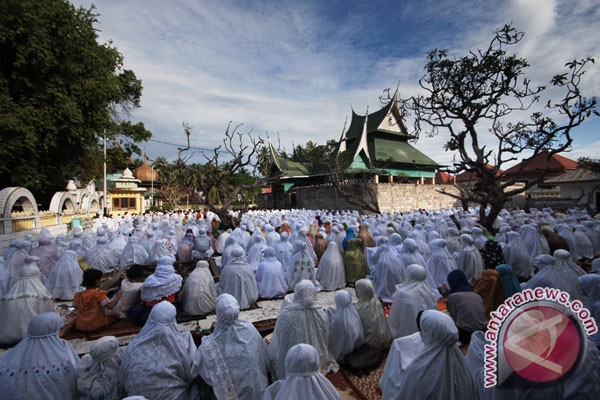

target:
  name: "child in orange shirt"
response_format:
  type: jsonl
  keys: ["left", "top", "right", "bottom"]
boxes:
{"left": 73, "top": 269, "right": 122, "bottom": 332}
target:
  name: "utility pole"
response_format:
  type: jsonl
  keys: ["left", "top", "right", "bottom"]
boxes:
{"left": 103, "top": 129, "right": 107, "bottom": 217}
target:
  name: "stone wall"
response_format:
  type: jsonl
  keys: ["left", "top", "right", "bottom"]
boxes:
{"left": 376, "top": 183, "right": 462, "bottom": 212}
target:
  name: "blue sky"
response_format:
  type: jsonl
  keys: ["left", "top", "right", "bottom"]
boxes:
{"left": 70, "top": 0, "right": 600, "bottom": 168}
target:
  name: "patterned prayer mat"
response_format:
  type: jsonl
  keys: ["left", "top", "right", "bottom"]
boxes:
{"left": 327, "top": 357, "right": 387, "bottom": 400}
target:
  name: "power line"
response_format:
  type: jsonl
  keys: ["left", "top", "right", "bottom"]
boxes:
{"left": 147, "top": 138, "right": 229, "bottom": 154}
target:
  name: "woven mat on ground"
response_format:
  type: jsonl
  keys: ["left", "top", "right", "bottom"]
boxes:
{"left": 327, "top": 357, "right": 386, "bottom": 400}
{"left": 60, "top": 313, "right": 205, "bottom": 341}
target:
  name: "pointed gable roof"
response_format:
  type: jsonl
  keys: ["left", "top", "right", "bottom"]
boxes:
{"left": 267, "top": 140, "right": 311, "bottom": 178}
{"left": 339, "top": 92, "right": 438, "bottom": 170}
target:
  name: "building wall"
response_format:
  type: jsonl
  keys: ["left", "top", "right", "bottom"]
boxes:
{"left": 260, "top": 183, "right": 463, "bottom": 212}
{"left": 258, "top": 182, "right": 528, "bottom": 213}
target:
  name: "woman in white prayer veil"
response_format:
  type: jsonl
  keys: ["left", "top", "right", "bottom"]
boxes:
{"left": 0, "top": 258, "right": 54, "bottom": 345}
{"left": 519, "top": 224, "right": 550, "bottom": 259}
{"left": 579, "top": 274, "right": 600, "bottom": 345}
{"left": 78, "top": 335, "right": 124, "bottom": 400}
{"left": 525, "top": 254, "right": 587, "bottom": 302}
{"left": 287, "top": 242, "right": 320, "bottom": 291}
{"left": 0, "top": 312, "right": 79, "bottom": 400}
{"left": 372, "top": 243, "right": 406, "bottom": 301}
{"left": 44, "top": 249, "right": 83, "bottom": 300}
{"left": 466, "top": 331, "right": 565, "bottom": 400}
{"left": 218, "top": 247, "right": 259, "bottom": 310}
{"left": 388, "top": 264, "right": 439, "bottom": 339}
{"left": 554, "top": 223, "right": 581, "bottom": 259}
{"left": 354, "top": 279, "right": 392, "bottom": 350}
{"left": 446, "top": 227, "right": 461, "bottom": 254}
{"left": 215, "top": 228, "right": 232, "bottom": 254}
{"left": 120, "top": 301, "right": 197, "bottom": 400}
{"left": 326, "top": 226, "right": 344, "bottom": 255}
{"left": 256, "top": 247, "right": 288, "bottom": 299}
{"left": 379, "top": 329, "right": 425, "bottom": 400}
{"left": 408, "top": 230, "right": 431, "bottom": 261}
{"left": 219, "top": 235, "right": 240, "bottom": 269}
{"left": 553, "top": 248, "right": 587, "bottom": 277}
{"left": 6, "top": 240, "right": 31, "bottom": 288}
{"left": 316, "top": 241, "right": 346, "bottom": 291}
{"left": 327, "top": 290, "right": 364, "bottom": 361}
{"left": 454, "top": 234, "right": 484, "bottom": 282}
{"left": 262, "top": 344, "right": 341, "bottom": 400}
{"left": 574, "top": 224, "right": 595, "bottom": 259}
{"left": 270, "top": 280, "right": 339, "bottom": 380}
{"left": 192, "top": 294, "right": 270, "bottom": 400}
{"left": 388, "top": 310, "right": 477, "bottom": 400}
{"left": 87, "top": 236, "right": 117, "bottom": 273}
{"left": 247, "top": 234, "right": 267, "bottom": 272}
{"left": 502, "top": 232, "right": 533, "bottom": 281}
{"left": 180, "top": 260, "right": 217, "bottom": 315}
{"left": 148, "top": 239, "right": 172, "bottom": 263}
{"left": 273, "top": 231, "right": 294, "bottom": 271}
{"left": 119, "top": 236, "right": 149, "bottom": 270}
{"left": 426, "top": 239, "right": 457, "bottom": 290}
{"left": 30, "top": 233, "right": 59, "bottom": 279}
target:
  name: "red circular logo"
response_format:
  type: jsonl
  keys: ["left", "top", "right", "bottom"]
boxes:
{"left": 502, "top": 305, "right": 581, "bottom": 383}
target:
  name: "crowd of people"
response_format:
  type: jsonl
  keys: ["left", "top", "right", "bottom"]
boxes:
{"left": 0, "top": 206, "right": 599, "bottom": 399}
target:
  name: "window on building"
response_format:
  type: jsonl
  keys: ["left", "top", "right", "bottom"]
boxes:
{"left": 112, "top": 197, "right": 137, "bottom": 210}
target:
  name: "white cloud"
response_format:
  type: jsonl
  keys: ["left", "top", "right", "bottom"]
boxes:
{"left": 67, "top": 0, "right": 600, "bottom": 169}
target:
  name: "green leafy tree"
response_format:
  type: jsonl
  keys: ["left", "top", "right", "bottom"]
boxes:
{"left": 0, "top": 0, "right": 151, "bottom": 202}
{"left": 397, "top": 24, "right": 597, "bottom": 230}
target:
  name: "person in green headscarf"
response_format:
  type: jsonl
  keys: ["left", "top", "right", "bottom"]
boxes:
{"left": 342, "top": 238, "right": 368, "bottom": 286}
{"left": 495, "top": 264, "right": 522, "bottom": 298}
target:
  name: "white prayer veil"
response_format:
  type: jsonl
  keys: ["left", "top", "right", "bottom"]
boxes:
{"left": 391, "top": 310, "right": 477, "bottom": 400}
{"left": 78, "top": 335, "right": 124, "bottom": 400}
{"left": 120, "top": 301, "right": 196, "bottom": 400}
{"left": 180, "top": 260, "right": 217, "bottom": 315}
{"left": 355, "top": 278, "right": 392, "bottom": 350}
{"left": 0, "top": 258, "right": 54, "bottom": 344}
{"left": 192, "top": 293, "right": 269, "bottom": 399}
{"left": 316, "top": 241, "right": 346, "bottom": 291}
{"left": 0, "top": 312, "right": 79, "bottom": 400}
{"left": 140, "top": 255, "right": 182, "bottom": 302}
{"left": 270, "top": 280, "right": 338, "bottom": 380}
{"left": 263, "top": 344, "right": 341, "bottom": 400}
{"left": 328, "top": 290, "right": 364, "bottom": 361}
{"left": 388, "top": 264, "right": 438, "bottom": 339}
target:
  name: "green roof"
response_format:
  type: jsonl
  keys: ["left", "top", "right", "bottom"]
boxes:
{"left": 370, "top": 137, "right": 438, "bottom": 167}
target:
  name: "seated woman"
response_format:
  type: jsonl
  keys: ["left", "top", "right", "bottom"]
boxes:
{"left": 327, "top": 290, "right": 364, "bottom": 361}
{"left": 73, "top": 269, "right": 123, "bottom": 332}
{"left": 388, "top": 264, "right": 439, "bottom": 339}
{"left": 120, "top": 301, "right": 196, "bottom": 400}
{"left": 45, "top": 249, "right": 83, "bottom": 300}
{"left": 179, "top": 260, "right": 217, "bottom": 315}
{"left": 140, "top": 256, "right": 183, "bottom": 307}
{"left": 473, "top": 269, "right": 505, "bottom": 317}
{"left": 316, "top": 241, "right": 346, "bottom": 291}
{"left": 192, "top": 294, "right": 270, "bottom": 399}
{"left": 256, "top": 247, "right": 288, "bottom": 299}
{"left": 78, "top": 335, "right": 124, "bottom": 400}
{"left": 0, "top": 257, "right": 55, "bottom": 345}
{"left": 385, "top": 310, "right": 477, "bottom": 400}
{"left": 446, "top": 270, "right": 488, "bottom": 345}
{"left": 218, "top": 247, "right": 259, "bottom": 310}
{"left": 342, "top": 238, "right": 369, "bottom": 286}
{"left": 270, "top": 280, "right": 338, "bottom": 380}
{"left": 354, "top": 278, "right": 392, "bottom": 350}
{"left": 0, "top": 312, "right": 79, "bottom": 399}
{"left": 263, "top": 344, "right": 341, "bottom": 400}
